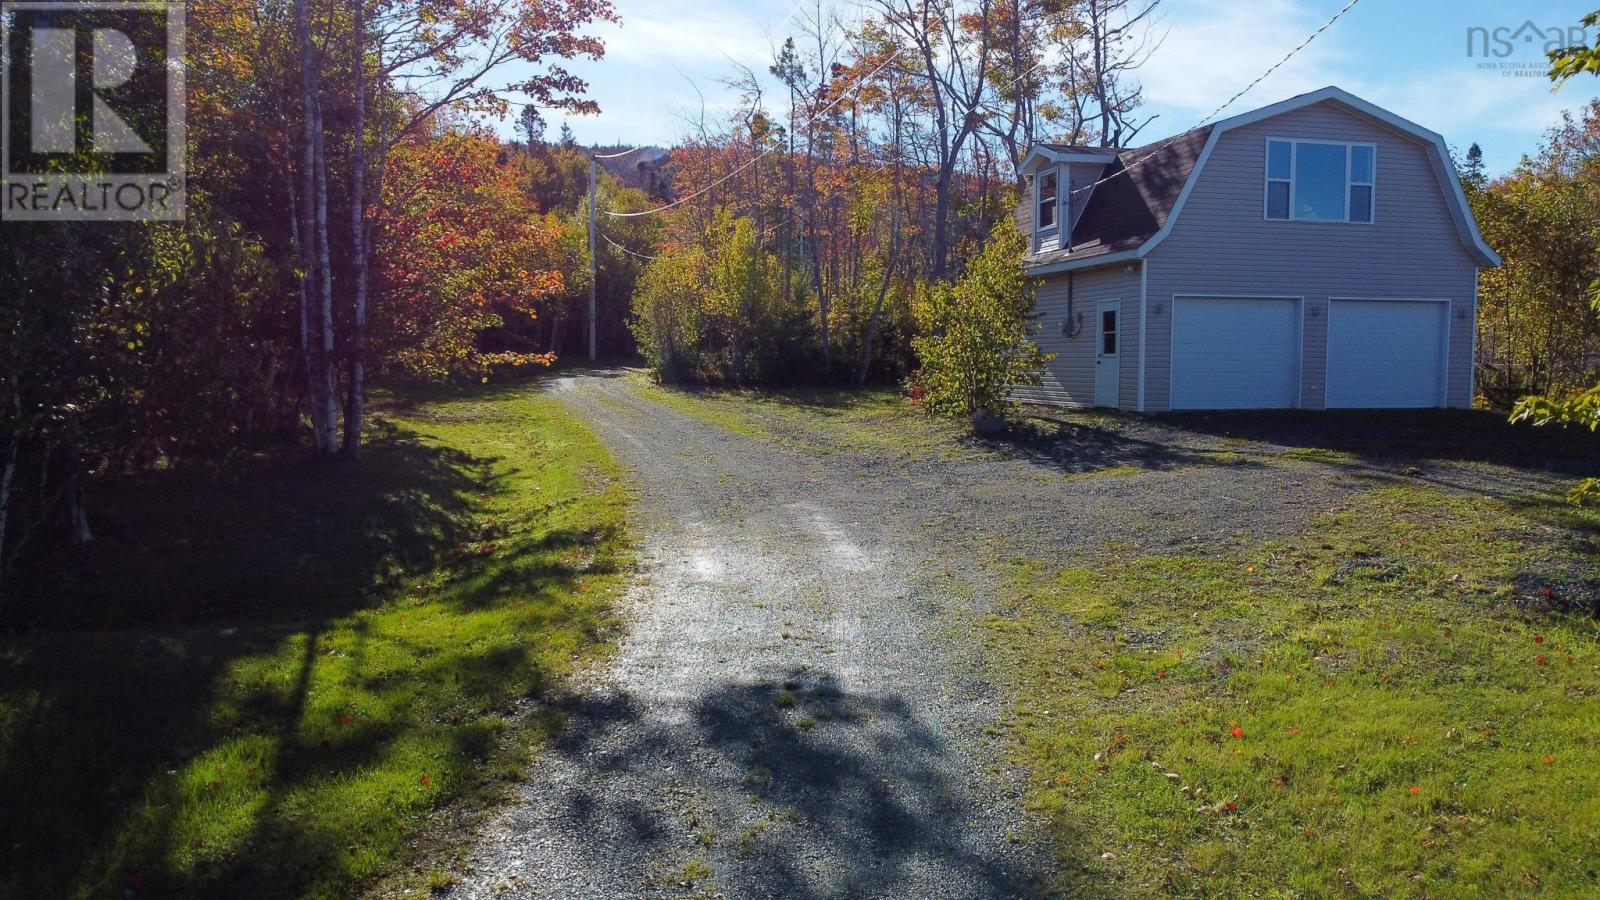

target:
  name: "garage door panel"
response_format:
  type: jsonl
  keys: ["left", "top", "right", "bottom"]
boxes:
{"left": 1171, "top": 297, "right": 1300, "bottom": 410}
{"left": 1327, "top": 300, "right": 1445, "bottom": 408}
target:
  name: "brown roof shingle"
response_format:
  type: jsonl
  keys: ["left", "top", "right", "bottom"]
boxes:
{"left": 1026, "top": 126, "right": 1213, "bottom": 268}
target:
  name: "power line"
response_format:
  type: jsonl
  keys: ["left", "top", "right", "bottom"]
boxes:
{"left": 600, "top": 231, "right": 659, "bottom": 260}
{"left": 594, "top": 145, "right": 658, "bottom": 160}
{"left": 598, "top": 0, "right": 1359, "bottom": 223}
{"left": 1070, "top": 0, "right": 1362, "bottom": 199}
{"left": 1195, "top": 0, "right": 1362, "bottom": 128}
{"left": 967, "top": 54, "right": 1053, "bottom": 114}
{"left": 768, "top": 0, "right": 814, "bottom": 42}
{"left": 555, "top": 0, "right": 813, "bottom": 157}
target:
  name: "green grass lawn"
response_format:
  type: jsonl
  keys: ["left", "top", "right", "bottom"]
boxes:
{"left": 0, "top": 380, "right": 631, "bottom": 899}
{"left": 988, "top": 484, "right": 1600, "bottom": 897}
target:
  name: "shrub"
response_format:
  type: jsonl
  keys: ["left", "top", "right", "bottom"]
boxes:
{"left": 629, "top": 208, "right": 798, "bottom": 382}
{"left": 910, "top": 219, "right": 1052, "bottom": 422}
{"left": 630, "top": 245, "right": 708, "bottom": 380}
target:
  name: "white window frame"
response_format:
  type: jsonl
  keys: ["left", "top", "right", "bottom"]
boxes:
{"left": 1034, "top": 165, "right": 1064, "bottom": 244}
{"left": 1263, "top": 138, "right": 1377, "bottom": 224}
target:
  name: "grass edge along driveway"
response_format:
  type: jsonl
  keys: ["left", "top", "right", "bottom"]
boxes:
{"left": 0, "top": 380, "right": 632, "bottom": 899}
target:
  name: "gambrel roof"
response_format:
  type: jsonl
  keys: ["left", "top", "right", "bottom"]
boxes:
{"left": 1021, "top": 86, "right": 1501, "bottom": 274}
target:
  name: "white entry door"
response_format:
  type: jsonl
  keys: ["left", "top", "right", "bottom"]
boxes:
{"left": 1095, "top": 299, "right": 1120, "bottom": 408}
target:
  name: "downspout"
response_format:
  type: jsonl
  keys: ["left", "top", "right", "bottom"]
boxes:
{"left": 1063, "top": 269, "right": 1083, "bottom": 337}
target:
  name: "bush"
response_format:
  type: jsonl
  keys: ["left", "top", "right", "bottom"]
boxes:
{"left": 910, "top": 219, "right": 1052, "bottom": 423}
{"left": 629, "top": 208, "right": 798, "bottom": 382}
{"left": 630, "top": 244, "right": 708, "bottom": 380}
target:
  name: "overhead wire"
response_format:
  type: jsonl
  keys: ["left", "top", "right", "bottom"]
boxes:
{"left": 600, "top": 230, "right": 659, "bottom": 260}
{"left": 1069, "top": 0, "right": 1363, "bottom": 198}
{"left": 590, "top": 0, "right": 1360, "bottom": 243}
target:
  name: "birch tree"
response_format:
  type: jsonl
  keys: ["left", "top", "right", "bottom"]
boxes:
{"left": 335, "top": 0, "right": 618, "bottom": 454}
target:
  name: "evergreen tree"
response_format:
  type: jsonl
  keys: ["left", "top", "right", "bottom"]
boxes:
{"left": 1463, "top": 143, "right": 1487, "bottom": 190}
{"left": 519, "top": 106, "right": 547, "bottom": 149}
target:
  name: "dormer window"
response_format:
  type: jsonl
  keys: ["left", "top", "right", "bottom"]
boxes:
{"left": 1037, "top": 170, "right": 1059, "bottom": 231}
{"left": 1265, "top": 139, "right": 1375, "bottom": 223}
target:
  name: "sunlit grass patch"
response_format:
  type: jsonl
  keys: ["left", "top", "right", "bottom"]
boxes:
{"left": 629, "top": 372, "right": 975, "bottom": 459}
{"left": 1278, "top": 445, "right": 1360, "bottom": 464}
{"left": 0, "top": 379, "right": 631, "bottom": 899}
{"left": 988, "top": 484, "right": 1600, "bottom": 896}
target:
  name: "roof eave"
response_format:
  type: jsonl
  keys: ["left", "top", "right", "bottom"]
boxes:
{"left": 1024, "top": 247, "right": 1146, "bottom": 276}
{"left": 1020, "top": 146, "right": 1118, "bottom": 174}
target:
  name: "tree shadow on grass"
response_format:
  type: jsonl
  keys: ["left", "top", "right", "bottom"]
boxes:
{"left": 975, "top": 411, "right": 1261, "bottom": 477}
{"left": 0, "top": 404, "right": 620, "bottom": 899}
{"left": 3, "top": 417, "right": 489, "bottom": 632}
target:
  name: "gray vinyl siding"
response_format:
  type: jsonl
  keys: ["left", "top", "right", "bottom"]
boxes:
{"left": 1017, "top": 163, "right": 1109, "bottom": 253}
{"left": 1013, "top": 263, "right": 1140, "bottom": 407}
{"left": 1015, "top": 173, "right": 1033, "bottom": 237}
{"left": 1120, "top": 285, "right": 1140, "bottom": 410}
{"left": 1143, "top": 101, "right": 1479, "bottom": 411}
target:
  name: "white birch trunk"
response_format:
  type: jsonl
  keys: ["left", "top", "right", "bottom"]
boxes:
{"left": 293, "top": 0, "right": 333, "bottom": 455}
{"left": 344, "top": 0, "right": 369, "bottom": 456}
{"left": 312, "top": 92, "right": 339, "bottom": 454}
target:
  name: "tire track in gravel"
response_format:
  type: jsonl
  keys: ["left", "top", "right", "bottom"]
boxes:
{"left": 452, "top": 371, "right": 1047, "bottom": 900}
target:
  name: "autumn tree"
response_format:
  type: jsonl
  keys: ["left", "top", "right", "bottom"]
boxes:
{"left": 1472, "top": 106, "right": 1600, "bottom": 406}
{"left": 1509, "top": 10, "right": 1600, "bottom": 505}
{"left": 0, "top": 0, "right": 623, "bottom": 578}
{"left": 372, "top": 131, "right": 563, "bottom": 379}
{"left": 870, "top": 0, "right": 996, "bottom": 277}
{"left": 326, "top": 0, "right": 618, "bottom": 453}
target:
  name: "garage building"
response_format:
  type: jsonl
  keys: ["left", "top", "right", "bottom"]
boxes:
{"left": 1012, "top": 86, "right": 1499, "bottom": 412}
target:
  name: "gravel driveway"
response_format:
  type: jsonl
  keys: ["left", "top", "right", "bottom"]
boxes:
{"left": 450, "top": 371, "right": 1559, "bottom": 899}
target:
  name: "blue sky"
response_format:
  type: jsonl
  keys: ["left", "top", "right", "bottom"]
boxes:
{"left": 504, "top": 0, "right": 1600, "bottom": 176}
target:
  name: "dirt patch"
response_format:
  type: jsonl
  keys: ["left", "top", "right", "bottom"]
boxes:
{"left": 1512, "top": 571, "right": 1600, "bottom": 617}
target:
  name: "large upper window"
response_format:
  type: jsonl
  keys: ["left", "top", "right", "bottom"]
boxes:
{"left": 1265, "top": 139, "right": 1374, "bottom": 223}
{"left": 1036, "top": 169, "right": 1059, "bottom": 231}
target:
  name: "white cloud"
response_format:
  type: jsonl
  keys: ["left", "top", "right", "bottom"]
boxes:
{"left": 1138, "top": 0, "right": 1351, "bottom": 118}
{"left": 1355, "top": 70, "right": 1578, "bottom": 137}
{"left": 602, "top": 13, "right": 775, "bottom": 68}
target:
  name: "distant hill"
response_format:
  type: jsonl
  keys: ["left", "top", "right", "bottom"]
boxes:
{"left": 591, "top": 146, "right": 674, "bottom": 199}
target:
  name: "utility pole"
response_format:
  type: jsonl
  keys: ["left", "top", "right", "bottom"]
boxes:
{"left": 587, "top": 156, "right": 598, "bottom": 362}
